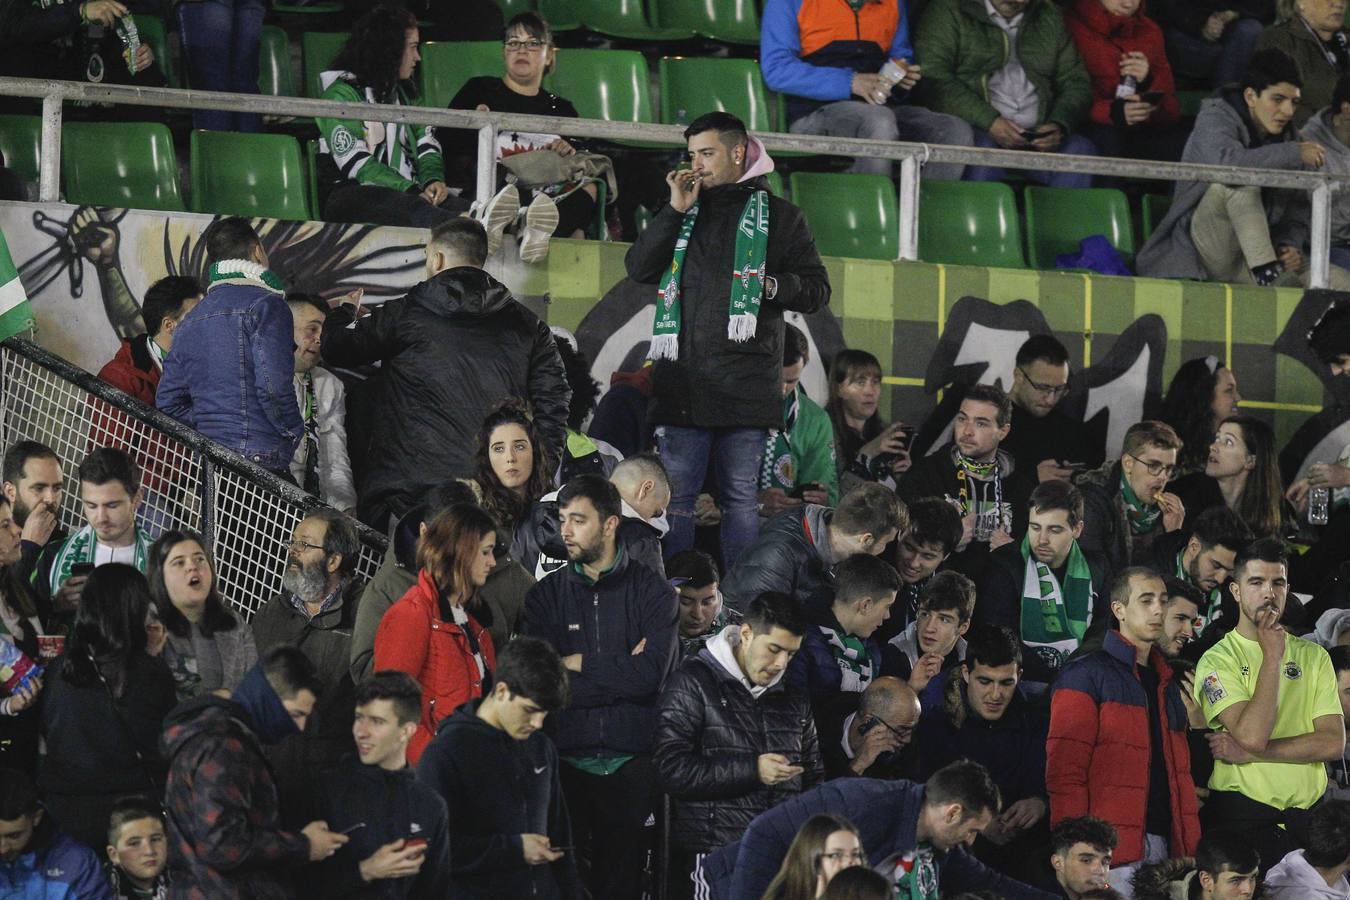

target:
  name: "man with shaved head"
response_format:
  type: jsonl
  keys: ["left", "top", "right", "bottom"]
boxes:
{"left": 820, "top": 675, "right": 922, "bottom": 780}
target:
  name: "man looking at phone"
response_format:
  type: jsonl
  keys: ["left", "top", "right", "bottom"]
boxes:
{"left": 759, "top": 323, "right": 840, "bottom": 518}
{"left": 1002, "top": 335, "right": 1103, "bottom": 484}
{"left": 306, "top": 670, "right": 450, "bottom": 899}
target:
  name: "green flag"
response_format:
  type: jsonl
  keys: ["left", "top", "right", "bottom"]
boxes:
{"left": 0, "top": 226, "right": 33, "bottom": 342}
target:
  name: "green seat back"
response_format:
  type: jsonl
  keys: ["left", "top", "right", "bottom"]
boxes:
{"left": 0, "top": 115, "right": 41, "bottom": 187}
{"left": 573, "top": 0, "right": 691, "bottom": 39}
{"left": 133, "top": 14, "right": 177, "bottom": 88}
{"left": 61, "top": 121, "right": 185, "bottom": 212}
{"left": 537, "top": 0, "right": 581, "bottom": 29}
{"left": 654, "top": 0, "right": 760, "bottom": 43}
{"left": 306, "top": 139, "right": 322, "bottom": 222}
{"left": 304, "top": 31, "right": 351, "bottom": 99}
{"left": 190, "top": 130, "right": 310, "bottom": 220}
{"left": 1140, "top": 193, "right": 1172, "bottom": 241}
{"left": 790, "top": 172, "right": 896, "bottom": 261}
{"left": 547, "top": 49, "right": 653, "bottom": 122}
{"left": 418, "top": 41, "right": 503, "bottom": 109}
{"left": 764, "top": 170, "right": 785, "bottom": 198}
{"left": 272, "top": 1, "right": 342, "bottom": 13}
{"left": 495, "top": 0, "right": 536, "bottom": 15}
{"left": 917, "top": 181, "right": 1025, "bottom": 268}
{"left": 1024, "top": 186, "right": 1135, "bottom": 270}
{"left": 258, "top": 25, "right": 295, "bottom": 97}
{"left": 659, "top": 57, "right": 772, "bottom": 131}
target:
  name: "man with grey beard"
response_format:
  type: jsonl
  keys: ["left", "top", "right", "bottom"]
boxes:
{"left": 251, "top": 508, "right": 362, "bottom": 808}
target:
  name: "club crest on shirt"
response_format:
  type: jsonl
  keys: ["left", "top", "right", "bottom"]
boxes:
{"left": 1202, "top": 671, "right": 1226, "bottom": 704}
{"left": 1284, "top": 660, "right": 1303, "bottom": 680}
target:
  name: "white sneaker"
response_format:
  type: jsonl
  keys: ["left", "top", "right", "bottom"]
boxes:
{"left": 470, "top": 184, "right": 521, "bottom": 255}
{"left": 518, "top": 192, "right": 560, "bottom": 264}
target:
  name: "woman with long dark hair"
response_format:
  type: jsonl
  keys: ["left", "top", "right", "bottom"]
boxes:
{"left": 38, "top": 564, "right": 176, "bottom": 848}
{"left": 0, "top": 496, "right": 45, "bottom": 776}
{"left": 826, "top": 349, "right": 912, "bottom": 492}
{"left": 147, "top": 529, "right": 257, "bottom": 701}
{"left": 1205, "top": 415, "right": 1289, "bottom": 539}
{"left": 467, "top": 400, "right": 555, "bottom": 548}
{"left": 761, "top": 814, "right": 865, "bottom": 900}
{"left": 374, "top": 503, "right": 499, "bottom": 763}
{"left": 1158, "top": 356, "right": 1242, "bottom": 473}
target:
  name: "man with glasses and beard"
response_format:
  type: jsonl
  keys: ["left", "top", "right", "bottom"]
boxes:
{"left": 252, "top": 509, "right": 363, "bottom": 809}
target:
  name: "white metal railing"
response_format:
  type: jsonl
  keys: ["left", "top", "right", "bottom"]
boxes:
{"left": 0, "top": 75, "right": 1343, "bottom": 286}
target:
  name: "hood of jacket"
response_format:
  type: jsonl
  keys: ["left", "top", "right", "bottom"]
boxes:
{"left": 803, "top": 503, "right": 837, "bottom": 563}
{"left": 161, "top": 693, "right": 257, "bottom": 760}
{"left": 701, "top": 623, "right": 788, "bottom": 697}
{"left": 1315, "top": 607, "right": 1350, "bottom": 648}
{"left": 738, "top": 136, "right": 775, "bottom": 182}
{"left": 406, "top": 266, "right": 517, "bottom": 319}
{"left": 1265, "top": 849, "right": 1350, "bottom": 897}
{"left": 621, "top": 497, "right": 670, "bottom": 538}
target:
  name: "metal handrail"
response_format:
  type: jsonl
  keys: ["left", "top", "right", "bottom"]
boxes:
{"left": 0, "top": 75, "right": 1340, "bottom": 285}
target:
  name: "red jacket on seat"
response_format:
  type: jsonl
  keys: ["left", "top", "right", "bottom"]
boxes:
{"left": 1065, "top": 0, "right": 1180, "bottom": 127}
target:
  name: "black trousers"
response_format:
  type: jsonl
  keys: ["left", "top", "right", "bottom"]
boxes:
{"left": 559, "top": 754, "right": 659, "bottom": 900}
{"left": 1201, "top": 789, "right": 1313, "bottom": 875}
{"left": 323, "top": 183, "right": 469, "bottom": 229}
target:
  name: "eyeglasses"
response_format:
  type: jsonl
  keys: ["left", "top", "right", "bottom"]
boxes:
{"left": 1126, "top": 453, "right": 1177, "bottom": 479}
{"left": 866, "top": 714, "right": 915, "bottom": 740}
{"left": 286, "top": 539, "right": 324, "bottom": 554}
{"left": 503, "top": 39, "right": 548, "bottom": 51}
{"left": 1017, "top": 367, "right": 1070, "bottom": 398}
{"left": 819, "top": 850, "right": 867, "bottom": 864}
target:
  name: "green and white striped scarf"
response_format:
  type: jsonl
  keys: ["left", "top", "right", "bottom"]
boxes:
{"left": 1019, "top": 534, "right": 1094, "bottom": 670}
{"left": 206, "top": 259, "right": 285, "bottom": 296}
{"left": 48, "top": 523, "right": 152, "bottom": 596}
{"left": 822, "top": 624, "right": 873, "bottom": 693}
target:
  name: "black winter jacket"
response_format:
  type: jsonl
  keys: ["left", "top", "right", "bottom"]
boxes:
{"left": 417, "top": 704, "right": 581, "bottom": 899}
{"left": 301, "top": 759, "right": 450, "bottom": 900}
{"left": 721, "top": 504, "right": 838, "bottom": 614}
{"left": 520, "top": 551, "right": 679, "bottom": 756}
{"left": 515, "top": 490, "right": 666, "bottom": 581}
{"left": 320, "top": 267, "right": 570, "bottom": 528}
{"left": 653, "top": 632, "right": 823, "bottom": 852}
{"left": 623, "top": 159, "right": 830, "bottom": 430}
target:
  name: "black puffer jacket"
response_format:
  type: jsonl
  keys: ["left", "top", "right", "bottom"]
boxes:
{"left": 653, "top": 628, "right": 823, "bottom": 852}
{"left": 321, "top": 267, "right": 570, "bottom": 529}
{"left": 720, "top": 504, "right": 838, "bottom": 614}
{"left": 624, "top": 142, "right": 830, "bottom": 429}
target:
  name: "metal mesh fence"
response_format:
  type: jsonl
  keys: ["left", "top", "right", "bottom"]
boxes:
{"left": 0, "top": 338, "right": 387, "bottom": 620}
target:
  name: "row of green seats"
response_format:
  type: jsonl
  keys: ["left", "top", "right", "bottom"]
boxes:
{"left": 530, "top": 0, "right": 760, "bottom": 44}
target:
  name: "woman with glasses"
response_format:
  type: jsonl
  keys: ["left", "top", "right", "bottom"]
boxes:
{"left": 147, "top": 530, "right": 257, "bottom": 702}
{"left": 762, "top": 813, "right": 866, "bottom": 900}
{"left": 826, "top": 349, "right": 913, "bottom": 494}
{"left": 1158, "top": 356, "right": 1242, "bottom": 475}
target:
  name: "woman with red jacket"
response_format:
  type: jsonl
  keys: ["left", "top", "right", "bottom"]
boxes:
{"left": 1066, "top": 0, "right": 1190, "bottom": 162}
{"left": 374, "top": 503, "right": 499, "bottom": 763}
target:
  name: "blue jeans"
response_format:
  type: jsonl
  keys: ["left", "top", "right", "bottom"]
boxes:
{"left": 657, "top": 425, "right": 766, "bottom": 569}
{"left": 1165, "top": 19, "right": 1263, "bottom": 90}
{"left": 966, "top": 128, "right": 1098, "bottom": 188}
{"left": 178, "top": 0, "right": 266, "bottom": 132}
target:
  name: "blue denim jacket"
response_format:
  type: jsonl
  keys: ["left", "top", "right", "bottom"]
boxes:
{"left": 157, "top": 279, "right": 302, "bottom": 470}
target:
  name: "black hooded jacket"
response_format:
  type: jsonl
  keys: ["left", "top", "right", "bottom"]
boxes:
{"left": 321, "top": 266, "right": 570, "bottom": 527}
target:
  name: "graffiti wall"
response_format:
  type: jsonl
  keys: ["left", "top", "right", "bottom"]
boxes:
{"left": 2, "top": 200, "right": 1346, "bottom": 479}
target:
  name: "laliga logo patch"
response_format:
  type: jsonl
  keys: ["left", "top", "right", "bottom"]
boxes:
{"left": 1202, "top": 671, "right": 1226, "bottom": 704}
{"left": 1284, "top": 660, "right": 1303, "bottom": 680}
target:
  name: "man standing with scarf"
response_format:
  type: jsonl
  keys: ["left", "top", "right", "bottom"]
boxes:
{"left": 158, "top": 217, "right": 303, "bottom": 478}
{"left": 625, "top": 111, "right": 831, "bottom": 568}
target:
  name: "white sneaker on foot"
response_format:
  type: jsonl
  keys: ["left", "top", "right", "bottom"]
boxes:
{"left": 518, "top": 192, "right": 560, "bottom": 264}
{"left": 470, "top": 184, "right": 521, "bottom": 255}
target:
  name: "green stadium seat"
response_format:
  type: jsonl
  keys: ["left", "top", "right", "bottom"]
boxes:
{"left": 61, "top": 121, "right": 185, "bottom": 212}
{"left": 547, "top": 49, "right": 654, "bottom": 123}
{"left": 272, "top": 1, "right": 342, "bottom": 16}
{"left": 537, "top": 0, "right": 581, "bottom": 29}
{"left": 790, "top": 172, "right": 896, "bottom": 261}
{"left": 190, "top": 130, "right": 311, "bottom": 220}
{"left": 258, "top": 25, "right": 296, "bottom": 97}
{"left": 0, "top": 115, "right": 41, "bottom": 188}
{"left": 765, "top": 170, "right": 785, "bottom": 198}
{"left": 572, "top": 0, "right": 691, "bottom": 39}
{"left": 1141, "top": 193, "right": 1172, "bottom": 241}
{"left": 303, "top": 31, "right": 350, "bottom": 98}
{"left": 654, "top": 0, "right": 760, "bottom": 44}
{"left": 1024, "top": 186, "right": 1135, "bottom": 270}
{"left": 918, "top": 181, "right": 1025, "bottom": 269}
{"left": 495, "top": 0, "right": 535, "bottom": 14}
{"left": 658, "top": 57, "right": 772, "bottom": 131}
{"left": 306, "top": 139, "right": 323, "bottom": 221}
{"left": 133, "top": 14, "right": 178, "bottom": 88}
{"left": 418, "top": 41, "right": 502, "bottom": 109}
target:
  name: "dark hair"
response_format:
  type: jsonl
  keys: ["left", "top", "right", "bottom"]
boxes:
{"left": 1188, "top": 505, "right": 1254, "bottom": 557}
{"left": 473, "top": 400, "right": 553, "bottom": 529}
{"left": 1, "top": 440, "right": 58, "bottom": 489}
{"left": 745, "top": 591, "right": 808, "bottom": 637}
{"left": 835, "top": 553, "right": 901, "bottom": 607}
{"left": 820, "top": 867, "right": 891, "bottom": 900}
{"left": 354, "top": 670, "right": 423, "bottom": 726}
{"left": 683, "top": 110, "right": 748, "bottom": 148}
{"left": 203, "top": 216, "right": 262, "bottom": 266}
{"left": 833, "top": 482, "right": 908, "bottom": 539}
{"left": 1163, "top": 575, "right": 1204, "bottom": 610}
{"left": 1050, "top": 816, "right": 1118, "bottom": 856}
{"left": 1029, "top": 479, "right": 1085, "bottom": 528}
{"left": 262, "top": 645, "right": 323, "bottom": 701}
{"left": 1331, "top": 645, "right": 1350, "bottom": 674}
{"left": 107, "top": 796, "right": 164, "bottom": 846}
{"left": 0, "top": 768, "right": 39, "bottom": 820}
{"left": 0, "top": 497, "right": 38, "bottom": 622}
{"left": 1242, "top": 47, "right": 1302, "bottom": 94}
{"left": 61, "top": 563, "right": 153, "bottom": 693}
{"left": 1121, "top": 420, "right": 1183, "bottom": 458}
{"left": 1159, "top": 358, "right": 1225, "bottom": 470}
{"left": 417, "top": 503, "right": 498, "bottom": 603}
{"left": 667, "top": 549, "right": 719, "bottom": 588}
{"left": 1109, "top": 566, "right": 1166, "bottom": 608}
{"left": 1016, "top": 334, "right": 1070, "bottom": 368}
{"left": 1304, "top": 800, "right": 1350, "bottom": 868}
{"left": 494, "top": 636, "right": 569, "bottom": 711}
{"left": 826, "top": 349, "right": 885, "bottom": 461}
{"left": 963, "top": 383, "right": 1012, "bottom": 428}
{"left": 1215, "top": 415, "right": 1284, "bottom": 539}
{"left": 923, "top": 759, "right": 1002, "bottom": 819}
{"left": 78, "top": 446, "right": 141, "bottom": 497}
{"left": 429, "top": 217, "right": 488, "bottom": 268}
{"left": 784, "top": 323, "right": 809, "bottom": 369}
{"left": 1195, "top": 830, "right": 1260, "bottom": 878}
{"left": 918, "top": 570, "right": 976, "bottom": 622}
{"left": 905, "top": 497, "right": 963, "bottom": 557}
{"left": 334, "top": 3, "right": 420, "bottom": 100}
{"left": 1232, "top": 536, "right": 1288, "bottom": 580}
{"left": 555, "top": 337, "right": 600, "bottom": 431}
{"left": 504, "top": 10, "right": 552, "bottom": 43}
{"left": 306, "top": 508, "right": 360, "bottom": 578}
{"left": 285, "top": 293, "right": 329, "bottom": 317}
{"left": 148, "top": 529, "right": 239, "bottom": 638}
{"left": 1309, "top": 296, "right": 1350, "bottom": 363}
{"left": 963, "top": 624, "right": 1022, "bottom": 670}
{"left": 558, "top": 473, "right": 622, "bottom": 523}
{"left": 142, "top": 276, "right": 200, "bottom": 336}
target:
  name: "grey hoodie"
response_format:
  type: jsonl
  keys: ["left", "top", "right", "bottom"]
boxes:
{"left": 1301, "top": 109, "right": 1350, "bottom": 244}
{"left": 1264, "top": 849, "right": 1350, "bottom": 900}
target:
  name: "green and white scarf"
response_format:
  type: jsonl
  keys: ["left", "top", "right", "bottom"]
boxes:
{"left": 760, "top": 386, "right": 800, "bottom": 491}
{"left": 1019, "top": 534, "right": 1094, "bottom": 671}
{"left": 891, "top": 846, "right": 940, "bottom": 900}
{"left": 650, "top": 190, "right": 769, "bottom": 361}
{"left": 1120, "top": 471, "right": 1161, "bottom": 534}
{"left": 47, "top": 523, "right": 153, "bottom": 596}
{"left": 1177, "top": 549, "right": 1223, "bottom": 631}
{"left": 821, "top": 624, "right": 873, "bottom": 693}
{"left": 206, "top": 259, "right": 286, "bottom": 296}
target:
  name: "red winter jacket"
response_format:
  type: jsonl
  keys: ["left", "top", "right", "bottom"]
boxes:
{"left": 1046, "top": 630, "right": 1201, "bottom": 864}
{"left": 1065, "top": 0, "right": 1180, "bottom": 127}
{"left": 91, "top": 335, "right": 175, "bottom": 496}
{"left": 97, "top": 335, "right": 161, "bottom": 406}
{"left": 374, "top": 569, "right": 497, "bottom": 763}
